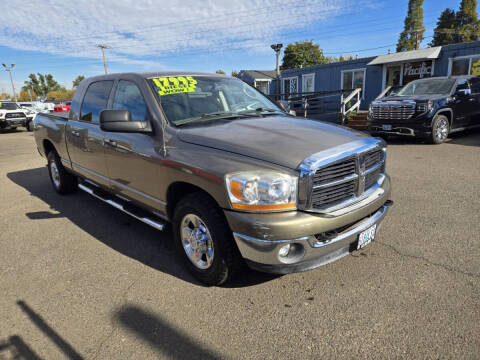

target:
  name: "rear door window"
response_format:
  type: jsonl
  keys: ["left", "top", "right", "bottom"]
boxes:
{"left": 80, "top": 81, "right": 114, "bottom": 123}
{"left": 112, "top": 80, "right": 147, "bottom": 121}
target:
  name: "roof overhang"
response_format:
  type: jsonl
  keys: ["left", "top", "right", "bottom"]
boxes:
{"left": 367, "top": 46, "right": 442, "bottom": 65}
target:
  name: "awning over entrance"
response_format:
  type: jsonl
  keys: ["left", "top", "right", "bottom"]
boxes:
{"left": 367, "top": 46, "right": 442, "bottom": 65}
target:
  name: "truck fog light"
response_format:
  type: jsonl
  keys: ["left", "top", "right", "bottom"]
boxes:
{"left": 278, "top": 244, "right": 291, "bottom": 258}
{"left": 277, "top": 243, "right": 305, "bottom": 264}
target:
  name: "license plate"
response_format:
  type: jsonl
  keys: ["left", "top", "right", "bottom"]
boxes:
{"left": 357, "top": 224, "right": 376, "bottom": 249}
{"left": 382, "top": 124, "right": 392, "bottom": 131}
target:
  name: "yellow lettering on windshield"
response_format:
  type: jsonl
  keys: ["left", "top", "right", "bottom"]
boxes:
{"left": 152, "top": 76, "right": 197, "bottom": 96}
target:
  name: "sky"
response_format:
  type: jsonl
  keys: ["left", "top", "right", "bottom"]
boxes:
{"left": 0, "top": 0, "right": 475, "bottom": 95}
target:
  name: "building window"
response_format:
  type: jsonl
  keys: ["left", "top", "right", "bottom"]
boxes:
{"left": 449, "top": 55, "right": 480, "bottom": 76}
{"left": 283, "top": 77, "right": 298, "bottom": 96}
{"left": 254, "top": 80, "right": 269, "bottom": 94}
{"left": 302, "top": 73, "right": 315, "bottom": 92}
{"left": 341, "top": 69, "right": 366, "bottom": 97}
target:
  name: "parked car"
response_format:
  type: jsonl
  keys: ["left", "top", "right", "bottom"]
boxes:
{"left": 0, "top": 101, "right": 31, "bottom": 131}
{"left": 368, "top": 76, "right": 480, "bottom": 144}
{"left": 18, "top": 102, "right": 39, "bottom": 130}
{"left": 33, "top": 72, "right": 392, "bottom": 285}
{"left": 53, "top": 101, "right": 71, "bottom": 113}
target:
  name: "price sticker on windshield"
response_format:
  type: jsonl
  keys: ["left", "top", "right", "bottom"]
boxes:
{"left": 152, "top": 76, "right": 197, "bottom": 96}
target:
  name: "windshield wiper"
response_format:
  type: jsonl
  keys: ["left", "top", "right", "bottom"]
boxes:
{"left": 238, "top": 107, "right": 280, "bottom": 115}
{"left": 175, "top": 112, "right": 255, "bottom": 126}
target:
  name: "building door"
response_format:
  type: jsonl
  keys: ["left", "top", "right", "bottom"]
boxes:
{"left": 386, "top": 65, "right": 401, "bottom": 87}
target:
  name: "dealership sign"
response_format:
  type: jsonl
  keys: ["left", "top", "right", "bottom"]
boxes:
{"left": 403, "top": 61, "right": 432, "bottom": 78}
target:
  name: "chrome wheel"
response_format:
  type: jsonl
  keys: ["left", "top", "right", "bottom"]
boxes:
{"left": 50, "top": 160, "right": 61, "bottom": 189}
{"left": 180, "top": 214, "right": 214, "bottom": 270}
{"left": 435, "top": 118, "right": 448, "bottom": 142}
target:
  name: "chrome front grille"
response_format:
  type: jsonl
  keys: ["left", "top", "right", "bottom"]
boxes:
{"left": 5, "top": 112, "right": 26, "bottom": 119}
{"left": 298, "top": 139, "right": 387, "bottom": 213}
{"left": 313, "top": 158, "right": 356, "bottom": 186}
{"left": 371, "top": 102, "right": 415, "bottom": 120}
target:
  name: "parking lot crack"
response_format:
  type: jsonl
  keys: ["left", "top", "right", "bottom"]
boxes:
{"left": 376, "top": 241, "right": 480, "bottom": 280}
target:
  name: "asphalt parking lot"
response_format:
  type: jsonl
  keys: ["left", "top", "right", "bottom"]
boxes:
{"left": 0, "top": 129, "right": 479, "bottom": 359}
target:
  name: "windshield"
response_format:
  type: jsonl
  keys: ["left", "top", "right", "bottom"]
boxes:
{"left": 397, "top": 78, "right": 455, "bottom": 96}
{"left": 0, "top": 102, "right": 19, "bottom": 110}
{"left": 149, "top": 75, "right": 282, "bottom": 125}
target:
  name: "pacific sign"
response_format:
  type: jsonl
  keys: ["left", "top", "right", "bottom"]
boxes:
{"left": 403, "top": 61, "right": 432, "bottom": 78}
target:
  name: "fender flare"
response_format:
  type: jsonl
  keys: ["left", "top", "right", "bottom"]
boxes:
{"left": 433, "top": 108, "right": 454, "bottom": 128}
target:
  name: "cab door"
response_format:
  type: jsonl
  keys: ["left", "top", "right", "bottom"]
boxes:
{"left": 66, "top": 80, "right": 113, "bottom": 187}
{"left": 102, "top": 79, "right": 163, "bottom": 210}
{"left": 451, "top": 78, "right": 476, "bottom": 128}
{"left": 467, "top": 77, "right": 480, "bottom": 126}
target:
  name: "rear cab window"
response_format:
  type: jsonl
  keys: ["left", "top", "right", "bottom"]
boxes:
{"left": 80, "top": 81, "right": 114, "bottom": 123}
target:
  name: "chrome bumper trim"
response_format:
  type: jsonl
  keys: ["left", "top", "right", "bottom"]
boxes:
{"left": 232, "top": 202, "right": 391, "bottom": 272}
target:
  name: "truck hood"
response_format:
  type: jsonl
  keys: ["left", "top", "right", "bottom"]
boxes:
{"left": 378, "top": 94, "right": 447, "bottom": 102}
{"left": 177, "top": 115, "right": 368, "bottom": 169}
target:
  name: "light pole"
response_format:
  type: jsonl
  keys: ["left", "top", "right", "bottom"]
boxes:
{"left": 270, "top": 44, "right": 283, "bottom": 98}
{"left": 2, "top": 63, "right": 17, "bottom": 101}
{"left": 97, "top": 44, "right": 109, "bottom": 74}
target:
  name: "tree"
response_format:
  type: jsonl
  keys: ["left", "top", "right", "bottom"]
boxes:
{"left": 326, "top": 54, "right": 356, "bottom": 63}
{"left": 215, "top": 69, "right": 226, "bottom": 74}
{"left": 18, "top": 90, "right": 38, "bottom": 102}
{"left": 396, "top": 0, "right": 425, "bottom": 52}
{"left": 430, "top": 9, "right": 457, "bottom": 46}
{"left": 280, "top": 41, "right": 329, "bottom": 70}
{"left": 47, "top": 89, "right": 75, "bottom": 101}
{"left": 231, "top": 70, "right": 239, "bottom": 77}
{"left": 456, "top": 0, "right": 480, "bottom": 42}
{"left": 0, "top": 92, "right": 10, "bottom": 100}
{"left": 22, "top": 73, "right": 61, "bottom": 97}
{"left": 72, "top": 75, "right": 85, "bottom": 88}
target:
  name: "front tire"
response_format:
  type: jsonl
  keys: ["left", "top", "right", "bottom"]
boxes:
{"left": 47, "top": 151, "right": 77, "bottom": 195}
{"left": 173, "top": 192, "right": 241, "bottom": 286}
{"left": 27, "top": 121, "right": 34, "bottom": 132}
{"left": 429, "top": 114, "right": 449, "bottom": 144}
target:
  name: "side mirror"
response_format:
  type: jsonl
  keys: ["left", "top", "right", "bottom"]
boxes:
{"left": 99, "top": 109, "right": 152, "bottom": 133}
{"left": 456, "top": 88, "right": 471, "bottom": 97}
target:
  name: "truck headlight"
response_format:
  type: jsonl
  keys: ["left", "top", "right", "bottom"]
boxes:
{"left": 226, "top": 171, "right": 297, "bottom": 211}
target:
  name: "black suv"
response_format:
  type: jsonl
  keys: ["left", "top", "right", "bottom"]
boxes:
{"left": 368, "top": 76, "right": 480, "bottom": 144}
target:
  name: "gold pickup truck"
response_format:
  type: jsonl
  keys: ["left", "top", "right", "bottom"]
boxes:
{"left": 34, "top": 72, "right": 392, "bottom": 285}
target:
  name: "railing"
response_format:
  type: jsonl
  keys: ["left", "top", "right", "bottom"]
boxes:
{"left": 340, "top": 88, "right": 361, "bottom": 124}
{"left": 269, "top": 88, "right": 363, "bottom": 124}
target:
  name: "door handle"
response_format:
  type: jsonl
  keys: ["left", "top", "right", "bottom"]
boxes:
{"left": 104, "top": 139, "right": 117, "bottom": 147}
{"left": 71, "top": 130, "right": 80, "bottom": 137}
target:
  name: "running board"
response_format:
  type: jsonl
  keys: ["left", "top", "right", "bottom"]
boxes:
{"left": 78, "top": 183, "right": 166, "bottom": 231}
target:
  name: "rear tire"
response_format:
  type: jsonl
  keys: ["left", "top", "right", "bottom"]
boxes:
{"left": 47, "top": 151, "right": 77, "bottom": 195}
{"left": 173, "top": 192, "right": 242, "bottom": 286}
{"left": 428, "top": 114, "right": 449, "bottom": 144}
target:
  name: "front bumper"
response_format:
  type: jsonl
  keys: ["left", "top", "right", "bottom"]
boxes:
{"left": 225, "top": 176, "right": 392, "bottom": 274}
{"left": 368, "top": 114, "right": 433, "bottom": 137}
{"left": 0, "top": 118, "right": 27, "bottom": 129}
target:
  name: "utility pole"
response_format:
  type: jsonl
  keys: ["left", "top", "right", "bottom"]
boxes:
{"left": 97, "top": 44, "right": 109, "bottom": 74}
{"left": 2, "top": 63, "right": 17, "bottom": 101}
{"left": 270, "top": 43, "right": 283, "bottom": 98}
